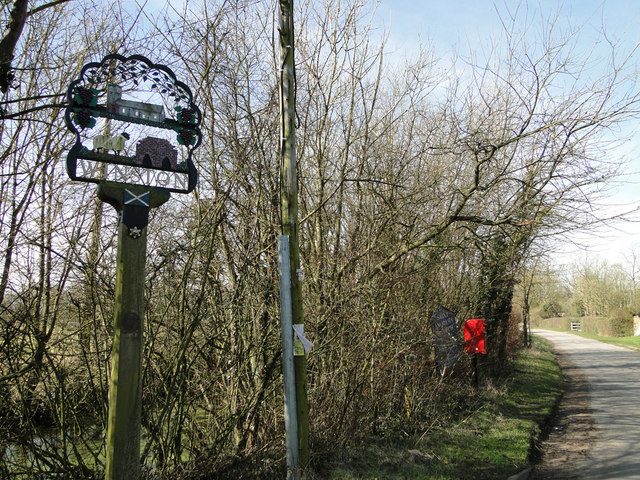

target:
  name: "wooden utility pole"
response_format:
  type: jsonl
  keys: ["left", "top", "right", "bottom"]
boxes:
{"left": 99, "top": 183, "right": 170, "bottom": 480}
{"left": 278, "top": 0, "right": 310, "bottom": 469}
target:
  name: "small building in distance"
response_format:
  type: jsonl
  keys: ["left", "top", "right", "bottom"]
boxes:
{"left": 107, "top": 84, "right": 165, "bottom": 123}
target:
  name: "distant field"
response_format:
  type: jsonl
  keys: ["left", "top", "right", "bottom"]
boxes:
{"left": 533, "top": 315, "right": 636, "bottom": 338}
{"left": 546, "top": 329, "right": 640, "bottom": 350}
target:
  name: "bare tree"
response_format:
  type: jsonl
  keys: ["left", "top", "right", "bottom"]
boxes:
{"left": 2, "top": 0, "right": 639, "bottom": 477}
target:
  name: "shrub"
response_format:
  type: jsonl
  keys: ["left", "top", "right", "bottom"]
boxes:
{"left": 608, "top": 308, "right": 634, "bottom": 337}
{"left": 541, "top": 301, "right": 561, "bottom": 319}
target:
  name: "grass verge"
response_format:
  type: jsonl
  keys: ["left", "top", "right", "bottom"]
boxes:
{"left": 318, "top": 337, "right": 562, "bottom": 479}
{"left": 558, "top": 329, "right": 640, "bottom": 350}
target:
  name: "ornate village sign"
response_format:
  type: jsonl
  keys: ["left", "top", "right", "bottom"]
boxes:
{"left": 64, "top": 54, "right": 202, "bottom": 480}
{"left": 65, "top": 53, "right": 201, "bottom": 195}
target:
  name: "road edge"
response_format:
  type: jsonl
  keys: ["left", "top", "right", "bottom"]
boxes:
{"left": 528, "top": 339, "right": 595, "bottom": 479}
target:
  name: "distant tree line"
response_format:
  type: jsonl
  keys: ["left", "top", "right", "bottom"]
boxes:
{"left": 525, "top": 255, "right": 640, "bottom": 328}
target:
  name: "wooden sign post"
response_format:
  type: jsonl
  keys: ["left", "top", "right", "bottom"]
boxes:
{"left": 99, "top": 183, "right": 169, "bottom": 479}
{"left": 65, "top": 54, "right": 201, "bottom": 479}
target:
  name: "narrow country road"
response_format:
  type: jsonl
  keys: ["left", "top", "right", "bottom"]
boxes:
{"left": 533, "top": 329, "right": 640, "bottom": 480}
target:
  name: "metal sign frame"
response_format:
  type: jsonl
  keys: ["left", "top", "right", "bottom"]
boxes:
{"left": 64, "top": 54, "right": 202, "bottom": 194}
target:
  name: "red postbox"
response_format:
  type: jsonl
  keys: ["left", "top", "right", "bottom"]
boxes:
{"left": 463, "top": 318, "right": 486, "bottom": 355}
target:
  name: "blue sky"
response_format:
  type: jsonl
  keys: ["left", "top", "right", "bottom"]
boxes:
{"left": 376, "top": 0, "right": 639, "bottom": 55}
{"left": 374, "top": 0, "right": 640, "bottom": 265}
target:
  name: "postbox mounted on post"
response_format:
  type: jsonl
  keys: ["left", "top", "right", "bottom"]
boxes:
{"left": 463, "top": 318, "right": 486, "bottom": 355}
{"left": 64, "top": 54, "right": 202, "bottom": 194}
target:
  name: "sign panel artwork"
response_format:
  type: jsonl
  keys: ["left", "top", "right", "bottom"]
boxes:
{"left": 64, "top": 54, "right": 202, "bottom": 193}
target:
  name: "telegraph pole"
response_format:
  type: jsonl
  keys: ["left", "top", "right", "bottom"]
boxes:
{"left": 278, "top": 0, "right": 310, "bottom": 469}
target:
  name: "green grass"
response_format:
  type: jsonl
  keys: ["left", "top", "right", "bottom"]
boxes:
{"left": 320, "top": 337, "right": 562, "bottom": 479}
{"left": 561, "top": 330, "right": 640, "bottom": 350}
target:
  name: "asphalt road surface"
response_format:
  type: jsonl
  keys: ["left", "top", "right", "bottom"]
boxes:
{"left": 533, "top": 329, "right": 640, "bottom": 480}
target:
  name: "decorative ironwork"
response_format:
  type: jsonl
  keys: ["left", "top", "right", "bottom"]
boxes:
{"left": 64, "top": 54, "right": 202, "bottom": 193}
